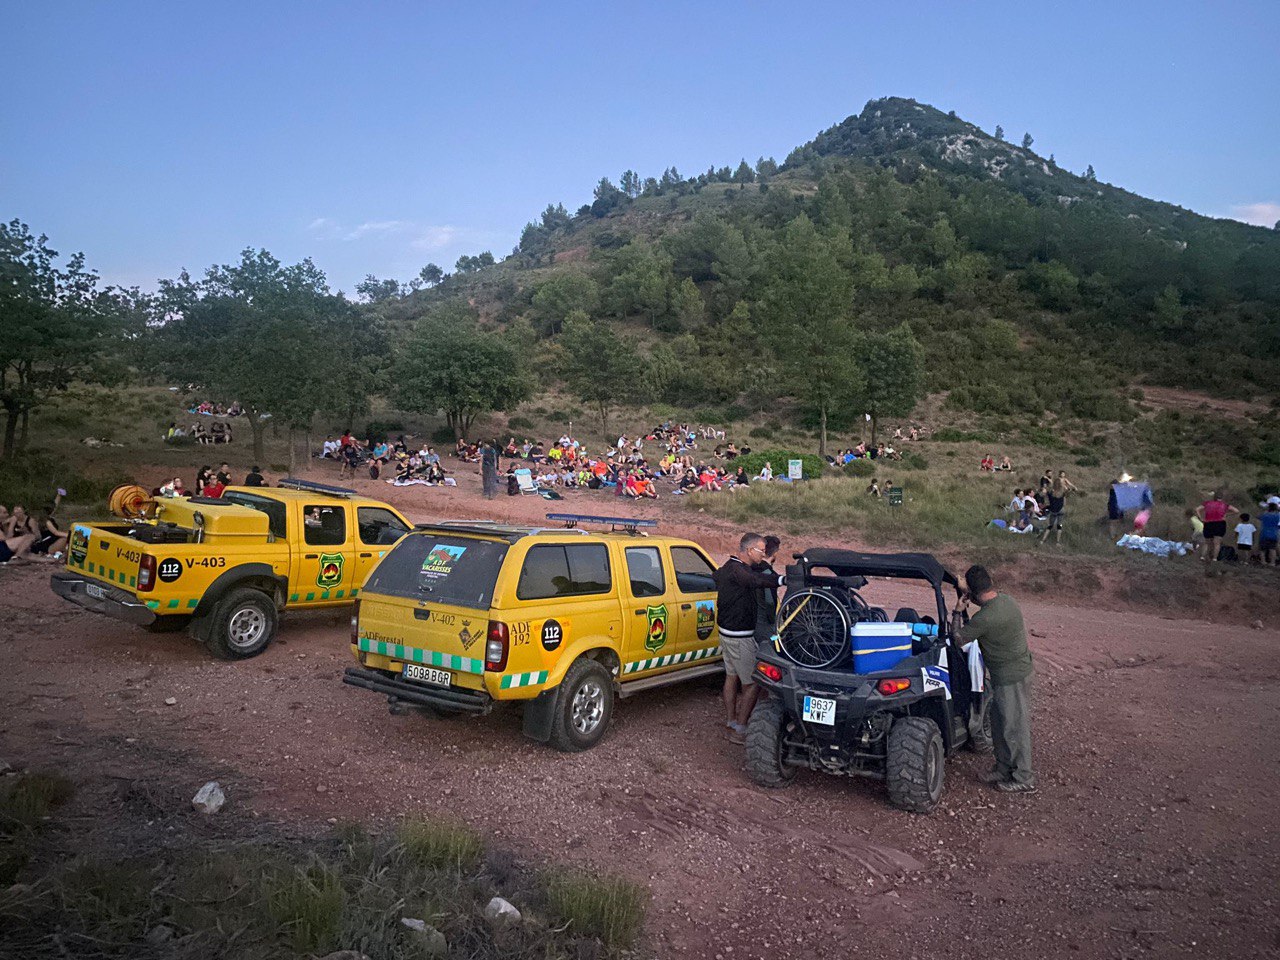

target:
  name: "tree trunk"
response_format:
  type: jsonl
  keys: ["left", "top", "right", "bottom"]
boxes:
{"left": 870, "top": 413, "right": 879, "bottom": 447}
{"left": 16, "top": 409, "right": 29, "bottom": 452}
{"left": 597, "top": 401, "right": 610, "bottom": 440}
{"left": 818, "top": 406, "right": 828, "bottom": 458}
{"left": 305, "top": 429, "right": 312, "bottom": 467}
{"left": 288, "top": 426, "right": 297, "bottom": 475}
{"left": 2, "top": 408, "right": 18, "bottom": 460}
{"left": 249, "top": 414, "right": 266, "bottom": 466}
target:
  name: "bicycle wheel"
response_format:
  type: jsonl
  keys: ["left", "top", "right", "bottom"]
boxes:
{"left": 777, "top": 588, "right": 852, "bottom": 668}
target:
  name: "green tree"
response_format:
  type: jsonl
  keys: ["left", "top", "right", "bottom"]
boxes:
{"left": 591, "top": 178, "right": 627, "bottom": 217}
{"left": 620, "top": 170, "right": 641, "bottom": 198}
{"left": 558, "top": 311, "right": 643, "bottom": 436}
{"left": 1021, "top": 132, "right": 1034, "bottom": 150}
{"left": 1152, "top": 284, "right": 1186, "bottom": 333}
{"left": 392, "top": 304, "right": 530, "bottom": 439}
{"left": 756, "top": 156, "right": 779, "bottom": 178}
{"left": 856, "top": 323, "right": 925, "bottom": 444}
{"left": 1085, "top": 164, "right": 1097, "bottom": 181}
{"left": 601, "top": 240, "right": 672, "bottom": 326}
{"left": 418, "top": 263, "right": 444, "bottom": 287}
{"left": 0, "top": 220, "right": 138, "bottom": 458}
{"left": 356, "top": 275, "right": 402, "bottom": 302}
{"left": 532, "top": 271, "right": 599, "bottom": 335}
{"left": 732, "top": 159, "right": 756, "bottom": 183}
{"left": 994, "top": 125, "right": 1005, "bottom": 141}
{"left": 757, "top": 215, "right": 862, "bottom": 456}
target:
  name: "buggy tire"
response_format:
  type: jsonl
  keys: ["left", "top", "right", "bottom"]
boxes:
{"left": 967, "top": 692, "right": 994, "bottom": 755}
{"left": 548, "top": 658, "right": 614, "bottom": 753}
{"left": 203, "top": 587, "right": 278, "bottom": 660}
{"left": 886, "top": 717, "right": 945, "bottom": 814}
{"left": 745, "top": 697, "right": 796, "bottom": 789}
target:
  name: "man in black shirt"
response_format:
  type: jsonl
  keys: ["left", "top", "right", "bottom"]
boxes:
{"left": 244, "top": 466, "right": 266, "bottom": 487}
{"left": 714, "top": 533, "right": 785, "bottom": 743}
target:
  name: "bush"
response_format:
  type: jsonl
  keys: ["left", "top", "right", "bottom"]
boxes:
{"left": 901, "top": 453, "right": 929, "bottom": 471}
{"left": 1075, "top": 454, "right": 1101, "bottom": 467}
{"left": 0, "top": 454, "right": 130, "bottom": 512}
{"left": 724, "top": 404, "right": 750, "bottom": 422}
{"left": 507, "top": 415, "right": 534, "bottom": 431}
{"left": 363, "top": 420, "right": 404, "bottom": 441}
{"left": 843, "top": 459, "right": 877, "bottom": 477}
{"left": 749, "top": 425, "right": 774, "bottom": 439}
{"left": 734, "top": 449, "right": 825, "bottom": 479}
{"left": 397, "top": 818, "right": 483, "bottom": 872}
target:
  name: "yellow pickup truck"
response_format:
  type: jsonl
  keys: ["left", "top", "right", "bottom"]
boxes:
{"left": 51, "top": 479, "right": 411, "bottom": 659}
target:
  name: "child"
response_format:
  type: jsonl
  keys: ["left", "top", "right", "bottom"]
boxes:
{"left": 1234, "top": 513, "right": 1257, "bottom": 563}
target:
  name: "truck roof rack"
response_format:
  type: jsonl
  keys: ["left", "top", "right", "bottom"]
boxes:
{"left": 545, "top": 513, "right": 657, "bottom": 535}
{"left": 277, "top": 477, "right": 357, "bottom": 498}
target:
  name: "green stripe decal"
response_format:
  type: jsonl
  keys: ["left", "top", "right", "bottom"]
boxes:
{"left": 357, "top": 637, "right": 484, "bottom": 674}
{"left": 289, "top": 593, "right": 299, "bottom": 602}
{"left": 499, "top": 670, "right": 549, "bottom": 689}
{"left": 129, "top": 576, "right": 137, "bottom": 587}
{"left": 335, "top": 590, "right": 345, "bottom": 599}
{"left": 187, "top": 598, "right": 198, "bottom": 609}
{"left": 305, "top": 592, "right": 315, "bottom": 602}
{"left": 624, "top": 644, "right": 722, "bottom": 675}
{"left": 167, "top": 599, "right": 180, "bottom": 609}
{"left": 351, "top": 588, "right": 359, "bottom": 597}
{"left": 146, "top": 600, "right": 160, "bottom": 610}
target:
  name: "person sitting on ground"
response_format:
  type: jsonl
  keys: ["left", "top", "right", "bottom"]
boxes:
{"left": 321, "top": 436, "right": 339, "bottom": 459}
{"left": 734, "top": 465, "right": 749, "bottom": 487}
{"left": 30, "top": 505, "right": 68, "bottom": 560}
{"left": 868, "top": 478, "right": 881, "bottom": 497}
{"left": 202, "top": 475, "right": 226, "bottom": 498}
{"left": 757, "top": 460, "right": 773, "bottom": 482}
{"left": 698, "top": 466, "right": 722, "bottom": 492}
{"left": 723, "top": 442, "right": 738, "bottom": 460}
{"left": 909, "top": 425, "right": 919, "bottom": 441}
{"left": 0, "top": 506, "right": 41, "bottom": 565}
{"left": 216, "top": 463, "right": 233, "bottom": 486}
{"left": 883, "top": 443, "right": 901, "bottom": 461}
{"left": 998, "top": 455, "right": 1012, "bottom": 471}
{"left": 981, "top": 454, "right": 995, "bottom": 472}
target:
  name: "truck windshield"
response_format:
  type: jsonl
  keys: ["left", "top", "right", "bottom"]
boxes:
{"left": 364, "top": 534, "right": 507, "bottom": 610}
{"left": 221, "top": 492, "right": 287, "bottom": 539}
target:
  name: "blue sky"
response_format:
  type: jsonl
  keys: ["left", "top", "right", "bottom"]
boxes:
{"left": 3, "top": 1, "right": 1277, "bottom": 295}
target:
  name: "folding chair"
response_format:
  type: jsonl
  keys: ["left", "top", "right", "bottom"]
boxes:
{"left": 515, "top": 468, "right": 538, "bottom": 496}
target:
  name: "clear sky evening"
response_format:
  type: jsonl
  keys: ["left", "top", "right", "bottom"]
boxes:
{"left": 4, "top": 0, "right": 1277, "bottom": 294}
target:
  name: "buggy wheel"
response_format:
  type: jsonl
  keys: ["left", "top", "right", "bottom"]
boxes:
{"left": 967, "top": 691, "right": 994, "bottom": 754}
{"left": 886, "top": 717, "right": 945, "bottom": 813}
{"left": 745, "top": 697, "right": 796, "bottom": 788}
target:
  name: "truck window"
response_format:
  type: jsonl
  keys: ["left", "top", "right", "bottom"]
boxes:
{"left": 304, "top": 505, "right": 346, "bottom": 546}
{"left": 364, "top": 534, "right": 507, "bottom": 609}
{"left": 671, "top": 546, "right": 716, "bottom": 594}
{"left": 625, "top": 546, "right": 666, "bottom": 598}
{"left": 517, "top": 544, "right": 612, "bottom": 601}
{"left": 357, "top": 507, "right": 409, "bottom": 546}
{"left": 221, "top": 491, "right": 287, "bottom": 539}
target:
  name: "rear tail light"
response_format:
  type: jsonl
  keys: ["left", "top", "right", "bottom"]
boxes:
{"left": 485, "top": 620, "right": 509, "bottom": 672}
{"left": 137, "top": 555, "right": 157, "bottom": 592}
{"left": 350, "top": 599, "right": 361, "bottom": 645}
{"left": 876, "top": 678, "right": 911, "bottom": 696}
{"left": 756, "top": 662, "right": 783, "bottom": 682}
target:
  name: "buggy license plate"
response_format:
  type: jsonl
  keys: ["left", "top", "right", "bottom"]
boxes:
{"left": 85, "top": 583, "right": 107, "bottom": 600}
{"left": 402, "top": 663, "right": 451, "bottom": 687}
{"left": 802, "top": 696, "right": 836, "bottom": 726}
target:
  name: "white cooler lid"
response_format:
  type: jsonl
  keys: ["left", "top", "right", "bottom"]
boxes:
{"left": 851, "top": 622, "right": 914, "bottom": 636}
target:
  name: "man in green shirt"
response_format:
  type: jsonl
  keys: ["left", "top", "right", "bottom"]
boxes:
{"left": 959, "top": 565, "right": 1035, "bottom": 793}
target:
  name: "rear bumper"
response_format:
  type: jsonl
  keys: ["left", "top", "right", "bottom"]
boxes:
{"left": 342, "top": 666, "right": 492, "bottom": 715}
{"left": 49, "top": 572, "right": 156, "bottom": 626}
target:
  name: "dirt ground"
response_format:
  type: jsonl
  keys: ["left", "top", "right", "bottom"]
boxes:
{"left": 3, "top": 465, "right": 1279, "bottom": 958}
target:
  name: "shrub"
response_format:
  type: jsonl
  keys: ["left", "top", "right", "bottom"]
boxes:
{"left": 1075, "top": 454, "right": 1101, "bottom": 467}
{"left": 397, "top": 818, "right": 483, "bottom": 872}
{"left": 544, "top": 868, "right": 648, "bottom": 949}
{"left": 363, "top": 420, "right": 404, "bottom": 440}
{"left": 507, "top": 415, "right": 534, "bottom": 431}
{"left": 431, "top": 425, "right": 457, "bottom": 445}
{"left": 843, "top": 459, "right": 877, "bottom": 477}
{"left": 266, "top": 861, "right": 345, "bottom": 954}
{"left": 735, "top": 449, "right": 825, "bottom": 479}
{"left": 749, "top": 425, "right": 774, "bottom": 439}
{"left": 901, "top": 453, "right": 929, "bottom": 471}
{"left": 724, "top": 404, "right": 750, "bottom": 422}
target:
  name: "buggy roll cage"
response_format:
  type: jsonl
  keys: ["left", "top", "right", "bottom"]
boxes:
{"left": 786, "top": 547, "right": 962, "bottom": 634}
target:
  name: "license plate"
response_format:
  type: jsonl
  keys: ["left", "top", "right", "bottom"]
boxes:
{"left": 802, "top": 695, "right": 836, "bottom": 726}
{"left": 403, "top": 663, "right": 451, "bottom": 687}
{"left": 86, "top": 583, "right": 106, "bottom": 600}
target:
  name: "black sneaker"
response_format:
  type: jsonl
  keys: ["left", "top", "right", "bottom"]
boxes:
{"left": 978, "top": 769, "right": 1008, "bottom": 785}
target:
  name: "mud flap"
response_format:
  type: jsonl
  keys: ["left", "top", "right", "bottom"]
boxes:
{"left": 522, "top": 688, "right": 558, "bottom": 743}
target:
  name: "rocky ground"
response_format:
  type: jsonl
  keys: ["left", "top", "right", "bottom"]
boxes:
{"left": 2, "top": 466, "right": 1278, "bottom": 959}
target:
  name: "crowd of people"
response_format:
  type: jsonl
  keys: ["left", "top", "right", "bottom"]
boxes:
{"left": 1192, "top": 492, "right": 1280, "bottom": 565}
{"left": 165, "top": 419, "right": 234, "bottom": 444}
{"left": 0, "top": 493, "right": 67, "bottom": 566}
{"left": 186, "top": 400, "right": 244, "bottom": 417}
{"left": 985, "top": 469, "right": 1079, "bottom": 544}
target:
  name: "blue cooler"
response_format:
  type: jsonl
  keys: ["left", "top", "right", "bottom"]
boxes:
{"left": 851, "top": 622, "right": 914, "bottom": 673}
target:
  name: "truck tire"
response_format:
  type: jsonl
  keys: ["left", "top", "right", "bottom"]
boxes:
{"left": 547, "top": 658, "right": 613, "bottom": 753}
{"left": 886, "top": 716, "right": 945, "bottom": 814}
{"left": 203, "top": 587, "right": 278, "bottom": 660}
{"left": 745, "top": 697, "right": 796, "bottom": 788}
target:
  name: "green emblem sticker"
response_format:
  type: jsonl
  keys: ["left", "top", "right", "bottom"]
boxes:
{"left": 317, "top": 552, "right": 345, "bottom": 588}
{"left": 645, "top": 603, "right": 668, "bottom": 653}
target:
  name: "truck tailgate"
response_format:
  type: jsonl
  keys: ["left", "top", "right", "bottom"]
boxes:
{"left": 357, "top": 594, "right": 488, "bottom": 691}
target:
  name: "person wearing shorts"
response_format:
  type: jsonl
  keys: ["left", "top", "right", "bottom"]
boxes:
{"left": 1039, "top": 472, "right": 1077, "bottom": 545}
{"left": 713, "top": 533, "right": 785, "bottom": 744}
{"left": 1196, "top": 492, "right": 1237, "bottom": 562}
{"left": 1259, "top": 503, "right": 1280, "bottom": 566}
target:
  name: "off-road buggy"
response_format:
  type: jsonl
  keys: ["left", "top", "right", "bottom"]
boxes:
{"left": 747, "top": 548, "right": 989, "bottom": 813}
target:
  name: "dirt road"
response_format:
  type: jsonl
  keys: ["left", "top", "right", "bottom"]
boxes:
{"left": 3, "top": 478, "right": 1278, "bottom": 958}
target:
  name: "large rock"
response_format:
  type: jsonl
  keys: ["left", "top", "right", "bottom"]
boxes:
{"left": 191, "top": 781, "right": 225, "bottom": 815}
{"left": 484, "top": 896, "right": 522, "bottom": 925}
{"left": 401, "top": 918, "right": 447, "bottom": 955}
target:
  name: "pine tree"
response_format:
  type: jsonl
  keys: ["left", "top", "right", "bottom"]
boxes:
{"left": 994, "top": 125, "right": 1004, "bottom": 141}
{"left": 1085, "top": 164, "right": 1097, "bottom": 181}
{"left": 1021, "top": 132, "right": 1034, "bottom": 150}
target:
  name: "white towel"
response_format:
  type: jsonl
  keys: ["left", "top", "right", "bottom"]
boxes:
{"left": 961, "top": 641, "right": 985, "bottom": 693}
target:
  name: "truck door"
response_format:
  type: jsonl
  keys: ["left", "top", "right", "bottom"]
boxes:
{"left": 669, "top": 544, "right": 720, "bottom": 656}
{"left": 354, "top": 506, "right": 411, "bottom": 594}
{"left": 622, "top": 544, "right": 680, "bottom": 669}
{"left": 296, "top": 502, "right": 356, "bottom": 604}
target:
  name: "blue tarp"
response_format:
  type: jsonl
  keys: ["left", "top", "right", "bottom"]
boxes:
{"left": 1111, "top": 481, "right": 1154, "bottom": 513}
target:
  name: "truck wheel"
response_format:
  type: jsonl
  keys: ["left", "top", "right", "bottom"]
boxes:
{"left": 548, "top": 658, "right": 614, "bottom": 753}
{"left": 745, "top": 697, "right": 796, "bottom": 788}
{"left": 886, "top": 716, "right": 945, "bottom": 814}
{"left": 204, "top": 588, "right": 277, "bottom": 660}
